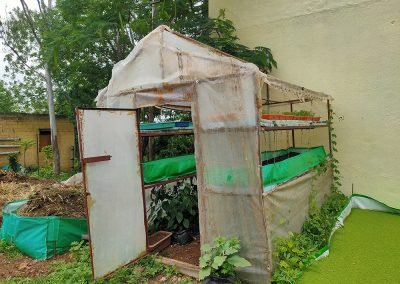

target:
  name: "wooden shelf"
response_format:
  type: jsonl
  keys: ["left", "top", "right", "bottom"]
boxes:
{"left": 261, "top": 124, "right": 328, "bottom": 131}
{"left": 140, "top": 129, "right": 194, "bottom": 137}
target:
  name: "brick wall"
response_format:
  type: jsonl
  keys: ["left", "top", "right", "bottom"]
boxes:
{"left": 0, "top": 113, "right": 75, "bottom": 172}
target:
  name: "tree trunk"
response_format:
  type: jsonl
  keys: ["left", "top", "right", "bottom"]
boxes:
{"left": 44, "top": 63, "right": 60, "bottom": 175}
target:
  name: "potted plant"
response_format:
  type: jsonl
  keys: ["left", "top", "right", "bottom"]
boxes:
{"left": 199, "top": 237, "right": 251, "bottom": 283}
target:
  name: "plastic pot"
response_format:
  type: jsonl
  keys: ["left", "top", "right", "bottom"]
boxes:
{"left": 172, "top": 229, "right": 193, "bottom": 245}
{"left": 312, "top": 116, "right": 321, "bottom": 121}
{"left": 203, "top": 275, "right": 236, "bottom": 284}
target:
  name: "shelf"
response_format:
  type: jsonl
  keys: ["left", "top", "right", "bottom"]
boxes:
{"left": 144, "top": 173, "right": 196, "bottom": 189}
{"left": 140, "top": 129, "right": 194, "bottom": 137}
{"left": 261, "top": 124, "right": 328, "bottom": 131}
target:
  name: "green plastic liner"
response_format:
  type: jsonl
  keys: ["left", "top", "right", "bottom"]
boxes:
{"left": 1, "top": 200, "right": 88, "bottom": 260}
{"left": 143, "top": 154, "right": 196, "bottom": 184}
{"left": 142, "top": 147, "right": 326, "bottom": 187}
{"left": 262, "top": 146, "right": 327, "bottom": 187}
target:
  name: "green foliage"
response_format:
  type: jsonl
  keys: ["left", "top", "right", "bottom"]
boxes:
{"left": 283, "top": 110, "right": 316, "bottom": 117}
{"left": 153, "top": 135, "right": 194, "bottom": 160}
{"left": 272, "top": 232, "right": 317, "bottom": 284}
{"left": 329, "top": 109, "right": 342, "bottom": 193}
{"left": 3, "top": 241, "right": 192, "bottom": 283}
{"left": 199, "top": 236, "right": 251, "bottom": 280}
{"left": 16, "top": 139, "right": 35, "bottom": 168}
{"left": 29, "top": 166, "right": 73, "bottom": 181}
{"left": 0, "top": 80, "right": 18, "bottom": 112}
{"left": 41, "top": 145, "right": 53, "bottom": 166}
{"left": 272, "top": 191, "right": 348, "bottom": 284}
{"left": 7, "top": 152, "right": 20, "bottom": 172}
{"left": 0, "top": 240, "right": 22, "bottom": 259}
{"left": 148, "top": 180, "right": 198, "bottom": 232}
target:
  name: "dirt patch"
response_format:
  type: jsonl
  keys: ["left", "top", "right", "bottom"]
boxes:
{"left": 160, "top": 236, "right": 200, "bottom": 266}
{"left": 18, "top": 187, "right": 85, "bottom": 218}
{"left": 0, "top": 252, "right": 72, "bottom": 279}
{"left": 0, "top": 171, "right": 85, "bottom": 220}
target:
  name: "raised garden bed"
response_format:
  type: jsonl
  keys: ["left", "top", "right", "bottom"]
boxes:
{"left": 148, "top": 231, "right": 172, "bottom": 253}
{"left": 159, "top": 236, "right": 200, "bottom": 266}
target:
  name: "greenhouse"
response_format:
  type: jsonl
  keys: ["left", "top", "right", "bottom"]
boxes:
{"left": 77, "top": 25, "right": 333, "bottom": 283}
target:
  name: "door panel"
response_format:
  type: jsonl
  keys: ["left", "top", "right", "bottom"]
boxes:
{"left": 77, "top": 109, "right": 146, "bottom": 279}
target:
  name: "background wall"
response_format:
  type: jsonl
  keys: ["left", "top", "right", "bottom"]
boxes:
{"left": 0, "top": 113, "right": 74, "bottom": 171}
{"left": 210, "top": 0, "right": 400, "bottom": 206}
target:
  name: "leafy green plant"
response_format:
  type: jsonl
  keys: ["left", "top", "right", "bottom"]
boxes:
{"left": 29, "top": 166, "right": 73, "bottom": 181}
{"left": 272, "top": 232, "right": 317, "bottom": 284}
{"left": 283, "top": 110, "right": 315, "bottom": 117}
{"left": 148, "top": 180, "right": 198, "bottom": 233}
{"left": 7, "top": 152, "right": 20, "bottom": 172}
{"left": 0, "top": 240, "right": 22, "bottom": 259}
{"left": 199, "top": 236, "right": 251, "bottom": 281}
{"left": 16, "top": 139, "right": 35, "bottom": 168}
{"left": 41, "top": 145, "right": 53, "bottom": 167}
{"left": 272, "top": 191, "right": 348, "bottom": 283}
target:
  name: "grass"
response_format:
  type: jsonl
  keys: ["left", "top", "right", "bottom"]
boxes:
{"left": 0, "top": 240, "right": 23, "bottom": 259}
{"left": 299, "top": 209, "right": 400, "bottom": 284}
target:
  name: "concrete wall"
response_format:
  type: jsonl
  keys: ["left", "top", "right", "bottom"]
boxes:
{"left": 210, "top": 0, "right": 400, "bottom": 207}
{"left": 0, "top": 113, "right": 74, "bottom": 171}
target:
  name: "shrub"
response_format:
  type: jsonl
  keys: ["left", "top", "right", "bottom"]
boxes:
{"left": 148, "top": 180, "right": 198, "bottom": 233}
{"left": 199, "top": 236, "right": 251, "bottom": 281}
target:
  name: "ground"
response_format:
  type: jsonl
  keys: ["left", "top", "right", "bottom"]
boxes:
{"left": 299, "top": 209, "right": 400, "bottom": 283}
{"left": 0, "top": 171, "right": 198, "bottom": 283}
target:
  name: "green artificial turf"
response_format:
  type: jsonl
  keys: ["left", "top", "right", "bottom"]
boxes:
{"left": 299, "top": 209, "right": 400, "bottom": 284}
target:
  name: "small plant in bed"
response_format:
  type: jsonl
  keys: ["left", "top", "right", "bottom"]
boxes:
{"left": 148, "top": 180, "right": 198, "bottom": 244}
{"left": 199, "top": 237, "right": 251, "bottom": 284}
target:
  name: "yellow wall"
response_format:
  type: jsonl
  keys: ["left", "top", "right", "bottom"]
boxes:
{"left": 0, "top": 113, "right": 75, "bottom": 171}
{"left": 210, "top": 0, "right": 400, "bottom": 206}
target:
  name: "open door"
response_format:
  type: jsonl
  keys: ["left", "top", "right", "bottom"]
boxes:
{"left": 76, "top": 108, "right": 147, "bottom": 279}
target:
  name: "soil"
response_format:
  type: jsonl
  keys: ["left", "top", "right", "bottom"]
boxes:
{"left": 18, "top": 187, "right": 85, "bottom": 218}
{"left": 262, "top": 152, "right": 300, "bottom": 166}
{"left": 0, "top": 252, "right": 72, "bottom": 279}
{"left": 149, "top": 232, "right": 170, "bottom": 245}
{"left": 0, "top": 170, "right": 85, "bottom": 221}
{"left": 160, "top": 236, "right": 200, "bottom": 266}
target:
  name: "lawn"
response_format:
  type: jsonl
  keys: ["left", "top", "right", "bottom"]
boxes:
{"left": 299, "top": 209, "right": 400, "bottom": 283}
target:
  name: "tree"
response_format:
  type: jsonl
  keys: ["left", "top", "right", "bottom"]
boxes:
{"left": 0, "top": 1, "right": 61, "bottom": 174}
{"left": 0, "top": 81, "right": 18, "bottom": 112}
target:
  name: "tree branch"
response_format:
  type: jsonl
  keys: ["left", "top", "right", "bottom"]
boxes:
{"left": 0, "top": 27, "right": 45, "bottom": 79}
{"left": 20, "top": 0, "right": 42, "bottom": 46}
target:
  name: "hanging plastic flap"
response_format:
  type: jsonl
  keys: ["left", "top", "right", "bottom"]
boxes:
{"left": 77, "top": 109, "right": 146, "bottom": 279}
{"left": 192, "top": 71, "right": 270, "bottom": 283}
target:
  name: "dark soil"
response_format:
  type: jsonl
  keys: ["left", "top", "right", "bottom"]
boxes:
{"left": 262, "top": 152, "right": 300, "bottom": 166}
{"left": 0, "top": 252, "right": 72, "bottom": 279}
{"left": 18, "top": 187, "right": 85, "bottom": 218}
{"left": 160, "top": 236, "right": 200, "bottom": 266}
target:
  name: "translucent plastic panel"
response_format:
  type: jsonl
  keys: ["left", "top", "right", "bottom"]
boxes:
{"left": 77, "top": 109, "right": 146, "bottom": 278}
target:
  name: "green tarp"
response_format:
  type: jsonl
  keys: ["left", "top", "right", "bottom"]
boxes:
{"left": 143, "top": 154, "right": 196, "bottom": 184}
{"left": 142, "top": 146, "right": 327, "bottom": 187}
{"left": 262, "top": 146, "right": 327, "bottom": 187}
{"left": 1, "top": 200, "right": 88, "bottom": 260}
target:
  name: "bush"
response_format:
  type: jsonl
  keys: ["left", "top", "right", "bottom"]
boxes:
{"left": 7, "top": 153, "right": 20, "bottom": 172}
{"left": 148, "top": 180, "right": 198, "bottom": 233}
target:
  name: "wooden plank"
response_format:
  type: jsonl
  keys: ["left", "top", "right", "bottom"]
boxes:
{"left": 0, "top": 138, "right": 20, "bottom": 141}
{"left": 0, "top": 151, "right": 20, "bottom": 155}
{"left": 0, "top": 145, "right": 20, "bottom": 148}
